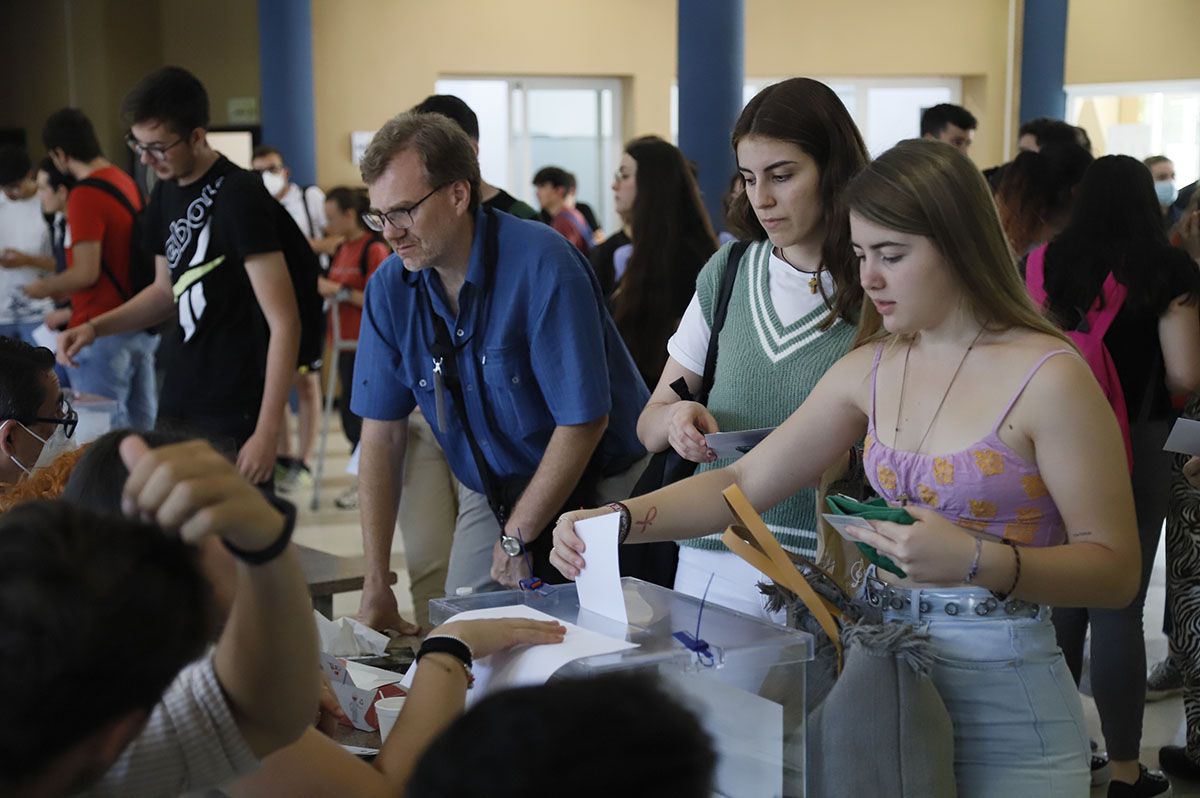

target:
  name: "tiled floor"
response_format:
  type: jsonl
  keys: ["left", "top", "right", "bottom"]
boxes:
{"left": 296, "top": 418, "right": 1199, "bottom": 795}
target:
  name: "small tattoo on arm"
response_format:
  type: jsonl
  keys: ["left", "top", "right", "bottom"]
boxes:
{"left": 634, "top": 506, "right": 658, "bottom": 538}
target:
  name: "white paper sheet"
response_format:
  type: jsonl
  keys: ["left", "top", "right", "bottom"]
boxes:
{"left": 1164, "top": 418, "right": 1200, "bottom": 456}
{"left": 314, "top": 609, "right": 389, "bottom": 657}
{"left": 343, "top": 659, "right": 403, "bottom": 691}
{"left": 704, "top": 427, "right": 775, "bottom": 460}
{"left": 31, "top": 324, "right": 58, "bottom": 352}
{"left": 400, "top": 605, "right": 637, "bottom": 704}
{"left": 573, "top": 512, "right": 628, "bottom": 624}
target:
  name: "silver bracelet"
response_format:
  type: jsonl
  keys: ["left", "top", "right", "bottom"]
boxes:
{"left": 964, "top": 537, "right": 984, "bottom": 584}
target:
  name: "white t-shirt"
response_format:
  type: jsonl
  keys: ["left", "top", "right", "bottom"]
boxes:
{"left": 667, "top": 247, "right": 836, "bottom": 375}
{"left": 0, "top": 192, "right": 54, "bottom": 325}
{"left": 279, "top": 183, "right": 327, "bottom": 240}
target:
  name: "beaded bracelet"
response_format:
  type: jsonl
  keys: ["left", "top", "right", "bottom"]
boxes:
{"left": 992, "top": 540, "right": 1022, "bottom": 601}
{"left": 607, "top": 502, "right": 632, "bottom": 543}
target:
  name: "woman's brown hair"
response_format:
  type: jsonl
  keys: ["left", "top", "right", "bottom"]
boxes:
{"left": 726, "top": 78, "right": 870, "bottom": 330}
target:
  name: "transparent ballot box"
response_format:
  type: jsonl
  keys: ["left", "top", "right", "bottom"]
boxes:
{"left": 430, "top": 577, "right": 813, "bottom": 797}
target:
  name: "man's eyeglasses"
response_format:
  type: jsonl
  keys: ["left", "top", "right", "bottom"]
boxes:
{"left": 6, "top": 396, "right": 78, "bottom": 439}
{"left": 361, "top": 183, "right": 449, "bottom": 233}
{"left": 126, "top": 134, "right": 185, "bottom": 162}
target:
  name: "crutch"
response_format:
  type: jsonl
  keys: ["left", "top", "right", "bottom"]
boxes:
{"left": 312, "top": 298, "right": 357, "bottom": 511}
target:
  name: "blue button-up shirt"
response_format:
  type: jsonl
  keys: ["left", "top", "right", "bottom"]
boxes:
{"left": 352, "top": 206, "right": 648, "bottom": 494}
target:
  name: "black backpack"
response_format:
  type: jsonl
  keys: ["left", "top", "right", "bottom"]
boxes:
{"left": 270, "top": 201, "right": 327, "bottom": 369}
{"left": 75, "top": 176, "right": 156, "bottom": 300}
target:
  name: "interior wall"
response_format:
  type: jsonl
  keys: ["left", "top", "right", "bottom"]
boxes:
{"left": 310, "top": 0, "right": 677, "bottom": 188}
{"left": 1065, "top": 0, "right": 1200, "bottom": 85}
{"left": 159, "top": 0, "right": 261, "bottom": 128}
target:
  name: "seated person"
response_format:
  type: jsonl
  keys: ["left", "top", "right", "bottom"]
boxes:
{"left": 407, "top": 673, "right": 716, "bottom": 798}
{"left": 0, "top": 434, "right": 320, "bottom": 797}
{"left": 0, "top": 335, "right": 74, "bottom": 488}
{"left": 60, "top": 427, "right": 567, "bottom": 798}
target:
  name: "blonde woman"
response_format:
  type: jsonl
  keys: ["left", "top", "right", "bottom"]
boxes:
{"left": 553, "top": 139, "right": 1140, "bottom": 794}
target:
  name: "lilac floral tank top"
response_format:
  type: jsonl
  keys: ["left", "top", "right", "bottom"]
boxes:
{"left": 862, "top": 343, "right": 1071, "bottom": 547}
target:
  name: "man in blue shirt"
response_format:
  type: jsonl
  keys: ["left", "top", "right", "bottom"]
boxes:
{"left": 352, "top": 112, "right": 647, "bottom": 631}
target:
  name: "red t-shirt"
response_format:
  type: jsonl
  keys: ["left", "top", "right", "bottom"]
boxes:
{"left": 328, "top": 235, "right": 389, "bottom": 341}
{"left": 66, "top": 166, "right": 142, "bottom": 328}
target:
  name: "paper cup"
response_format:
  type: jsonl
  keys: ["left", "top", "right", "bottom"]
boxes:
{"left": 374, "top": 695, "right": 407, "bottom": 743}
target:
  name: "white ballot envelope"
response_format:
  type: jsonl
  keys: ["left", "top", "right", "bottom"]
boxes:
{"left": 704, "top": 427, "right": 775, "bottom": 460}
{"left": 1164, "top": 418, "right": 1200, "bottom": 456}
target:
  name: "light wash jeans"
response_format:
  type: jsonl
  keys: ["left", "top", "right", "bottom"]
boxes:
{"left": 71, "top": 331, "right": 159, "bottom": 431}
{"left": 882, "top": 588, "right": 1090, "bottom": 797}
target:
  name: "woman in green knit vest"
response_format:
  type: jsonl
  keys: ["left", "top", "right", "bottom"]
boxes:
{"left": 631, "top": 78, "right": 871, "bottom": 620}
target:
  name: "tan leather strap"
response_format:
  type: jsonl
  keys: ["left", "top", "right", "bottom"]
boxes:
{"left": 721, "top": 484, "right": 843, "bottom": 670}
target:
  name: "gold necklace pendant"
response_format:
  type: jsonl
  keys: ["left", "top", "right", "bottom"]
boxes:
{"left": 809, "top": 275, "right": 819, "bottom": 294}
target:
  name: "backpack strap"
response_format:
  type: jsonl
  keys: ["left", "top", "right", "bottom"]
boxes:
{"left": 76, "top": 177, "right": 142, "bottom": 301}
{"left": 695, "top": 240, "right": 751, "bottom": 405}
{"left": 299, "top": 186, "right": 316, "bottom": 238}
{"left": 358, "top": 235, "right": 384, "bottom": 278}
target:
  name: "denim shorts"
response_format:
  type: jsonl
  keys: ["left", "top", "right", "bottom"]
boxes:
{"left": 877, "top": 582, "right": 1090, "bottom": 797}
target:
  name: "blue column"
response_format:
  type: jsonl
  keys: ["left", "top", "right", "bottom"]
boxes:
{"left": 257, "top": 0, "right": 316, "bottom": 185}
{"left": 677, "top": 0, "right": 744, "bottom": 232}
{"left": 1019, "top": 0, "right": 1068, "bottom": 124}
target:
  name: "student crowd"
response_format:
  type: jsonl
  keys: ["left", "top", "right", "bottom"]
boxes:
{"left": 2, "top": 63, "right": 1200, "bottom": 797}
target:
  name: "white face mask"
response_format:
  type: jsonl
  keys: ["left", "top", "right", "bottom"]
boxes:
{"left": 9, "top": 422, "right": 76, "bottom": 478}
{"left": 261, "top": 170, "right": 287, "bottom": 197}
{"left": 1155, "top": 179, "right": 1178, "bottom": 207}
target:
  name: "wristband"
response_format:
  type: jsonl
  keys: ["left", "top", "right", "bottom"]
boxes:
{"left": 608, "top": 502, "right": 632, "bottom": 543}
{"left": 222, "top": 495, "right": 295, "bottom": 565}
{"left": 418, "top": 634, "right": 475, "bottom": 688}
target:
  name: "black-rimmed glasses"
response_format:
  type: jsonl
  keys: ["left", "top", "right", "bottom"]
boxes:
{"left": 126, "top": 134, "right": 185, "bottom": 162}
{"left": 17, "top": 395, "right": 78, "bottom": 440}
{"left": 361, "top": 183, "right": 449, "bottom": 233}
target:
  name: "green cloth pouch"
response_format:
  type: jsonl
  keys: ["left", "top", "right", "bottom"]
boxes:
{"left": 824, "top": 494, "right": 912, "bottom": 579}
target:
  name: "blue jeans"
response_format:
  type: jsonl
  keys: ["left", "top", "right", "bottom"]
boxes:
{"left": 885, "top": 591, "right": 1090, "bottom": 797}
{"left": 0, "top": 321, "right": 38, "bottom": 344}
{"left": 70, "top": 331, "right": 159, "bottom": 430}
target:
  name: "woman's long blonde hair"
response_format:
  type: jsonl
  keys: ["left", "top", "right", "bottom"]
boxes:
{"left": 842, "top": 139, "right": 1072, "bottom": 347}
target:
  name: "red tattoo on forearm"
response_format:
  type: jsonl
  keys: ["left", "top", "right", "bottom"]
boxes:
{"left": 634, "top": 506, "right": 658, "bottom": 537}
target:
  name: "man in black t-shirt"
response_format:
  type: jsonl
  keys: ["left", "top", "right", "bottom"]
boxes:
{"left": 59, "top": 67, "right": 301, "bottom": 485}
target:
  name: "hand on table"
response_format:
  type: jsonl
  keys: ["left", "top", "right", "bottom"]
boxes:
{"left": 427, "top": 617, "right": 566, "bottom": 659}
{"left": 355, "top": 582, "right": 421, "bottom": 636}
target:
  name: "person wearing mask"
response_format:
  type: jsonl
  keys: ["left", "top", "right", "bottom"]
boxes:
{"left": 608, "top": 135, "right": 719, "bottom": 388}
{"left": 250, "top": 145, "right": 329, "bottom": 493}
{"left": 1039, "top": 155, "right": 1200, "bottom": 797}
{"left": 554, "top": 139, "right": 1141, "bottom": 794}
{"left": 633, "top": 78, "right": 870, "bottom": 618}
{"left": 316, "top": 187, "right": 390, "bottom": 510}
{"left": 1144, "top": 155, "right": 1183, "bottom": 231}
{"left": 0, "top": 336, "right": 75, "bottom": 488}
